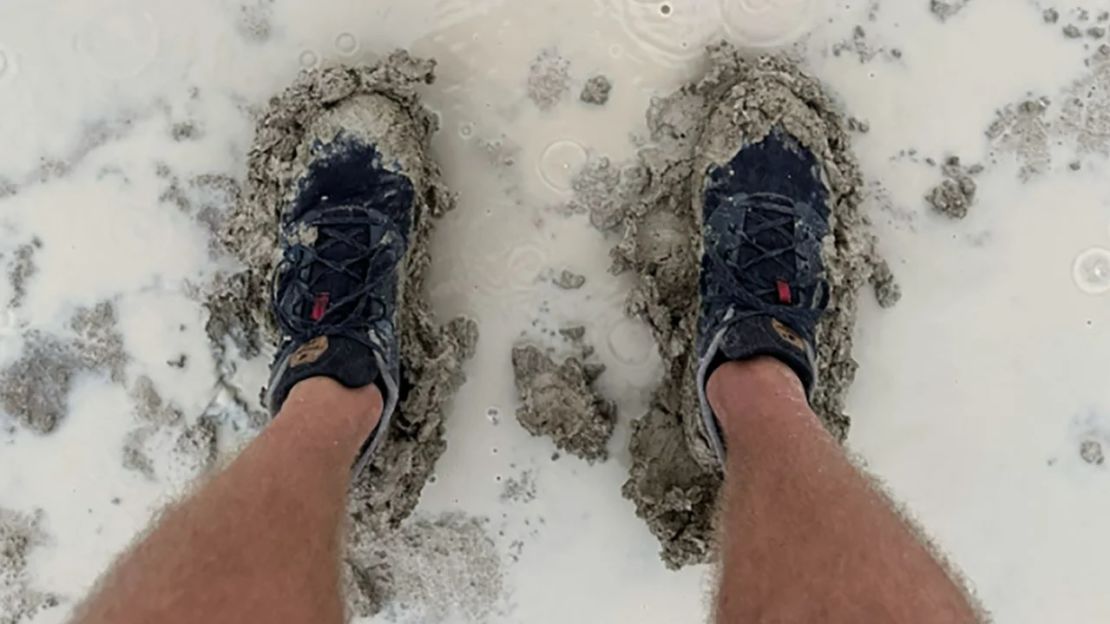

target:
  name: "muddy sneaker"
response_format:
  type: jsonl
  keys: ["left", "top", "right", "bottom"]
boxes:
{"left": 266, "top": 96, "right": 416, "bottom": 476}
{"left": 695, "top": 128, "right": 831, "bottom": 466}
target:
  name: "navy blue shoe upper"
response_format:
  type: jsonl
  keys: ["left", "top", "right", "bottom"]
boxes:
{"left": 695, "top": 128, "right": 833, "bottom": 465}
{"left": 268, "top": 134, "right": 414, "bottom": 415}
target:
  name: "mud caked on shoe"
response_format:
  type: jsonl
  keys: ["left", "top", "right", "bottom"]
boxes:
{"left": 695, "top": 128, "right": 831, "bottom": 467}
{"left": 266, "top": 95, "right": 419, "bottom": 476}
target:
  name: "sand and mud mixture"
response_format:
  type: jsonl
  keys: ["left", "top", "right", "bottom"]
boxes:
{"left": 204, "top": 51, "right": 480, "bottom": 613}
{"left": 511, "top": 340, "right": 616, "bottom": 463}
{"left": 609, "top": 43, "right": 891, "bottom": 568}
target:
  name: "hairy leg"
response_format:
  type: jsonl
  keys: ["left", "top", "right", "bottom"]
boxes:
{"left": 710, "top": 358, "right": 978, "bottom": 623}
{"left": 74, "top": 378, "right": 381, "bottom": 624}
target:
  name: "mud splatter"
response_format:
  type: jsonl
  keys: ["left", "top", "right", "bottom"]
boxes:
{"left": 345, "top": 513, "right": 506, "bottom": 621}
{"left": 1058, "top": 49, "right": 1110, "bottom": 154}
{"left": 613, "top": 43, "right": 885, "bottom": 568}
{"left": 0, "top": 177, "right": 17, "bottom": 198}
{"left": 568, "top": 156, "right": 648, "bottom": 232}
{"left": 559, "top": 325, "right": 586, "bottom": 341}
{"left": 527, "top": 48, "right": 571, "bottom": 111}
{"left": 205, "top": 53, "right": 478, "bottom": 547}
{"left": 930, "top": 0, "right": 973, "bottom": 22}
{"left": 236, "top": 0, "right": 274, "bottom": 43}
{"left": 986, "top": 97, "right": 1051, "bottom": 179}
{"left": 988, "top": 48, "right": 1110, "bottom": 178}
{"left": 553, "top": 270, "right": 586, "bottom": 290}
{"left": 0, "top": 508, "right": 59, "bottom": 624}
{"left": 925, "top": 157, "right": 980, "bottom": 219}
{"left": 1080, "top": 439, "right": 1105, "bottom": 465}
{"left": 511, "top": 342, "right": 615, "bottom": 463}
{"left": 70, "top": 301, "right": 128, "bottom": 383}
{"left": 869, "top": 258, "right": 903, "bottom": 309}
{"left": 7, "top": 237, "right": 41, "bottom": 309}
{"left": 501, "top": 470, "right": 538, "bottom": 503}
{"left": 580, "top": 75, "right": 612, "bottom": 106}
{"left": 170, "top": 121, "right": 203, "bottom": 142}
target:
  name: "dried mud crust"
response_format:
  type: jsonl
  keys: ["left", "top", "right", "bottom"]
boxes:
{"left": 204, "top": 51, "right": 478, "bottom": 546}
{"left": 613, "top": 43, "right": 886, "bottom": 568}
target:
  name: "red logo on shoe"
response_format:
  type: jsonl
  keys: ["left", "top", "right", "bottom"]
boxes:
{"left": 311, "top": 292, "right": 330, "bottom": 322}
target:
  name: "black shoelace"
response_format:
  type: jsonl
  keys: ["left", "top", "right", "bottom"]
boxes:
{"left": 272, "top": 205, "right": 403, "bottom": 349}
{"left": 703, "top": 192, "right": 827, "bottom": 326}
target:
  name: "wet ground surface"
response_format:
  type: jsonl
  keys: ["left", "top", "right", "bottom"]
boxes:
{"left": 3, "top": 0, "right": 1110, "bottom": 622}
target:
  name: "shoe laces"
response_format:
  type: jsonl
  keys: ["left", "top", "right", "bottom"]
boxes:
{"left": 272, "top": 205, "right": 403, "bottom": 348}
{"left": 703, "top": 192, "right": 827, "bottom": 324}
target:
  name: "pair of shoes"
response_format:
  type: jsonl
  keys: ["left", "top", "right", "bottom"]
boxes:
{"left": 265, "top": 98, "right": 832, "bottom": 474}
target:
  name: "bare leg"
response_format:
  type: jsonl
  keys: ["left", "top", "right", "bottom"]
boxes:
{"left": 709, "top": 358, "right": 978, "bottom": 623}
{"left": 73, "top": 378, "right": 381, "bottom": 624}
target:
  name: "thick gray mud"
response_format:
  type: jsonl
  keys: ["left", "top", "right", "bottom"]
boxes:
{"left": 203, "top": 52, "right": 478, "bottom": 612}
{"left": 611, "top": 43, "right": 887, "bottom": 568}
{"left": 511, "top": 342, "right": 616, "bottom": 463}
{"left": 925, "top": 157, "right": 981, "bottom": 219}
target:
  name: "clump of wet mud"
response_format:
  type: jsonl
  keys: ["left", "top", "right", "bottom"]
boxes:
{"left": 205, "top": 52, "right": 478, "bottom": 545}
{"left": 511, "top": 342, "right": 615, "bottom": 463}
{"left": 345, "top": 513, "right": 506, "bottom": 621}
{"left": 580, "top": 75, "right": 612, "bottom": 106}
{"left": 930, "top": 0, "right": 973, "bottom": 22}
{"left": 553, "top": 269, "right": 586, "bottom": 290}
{"left": 527, "top": 48, "right": 571, "bottom": 111}
{"left": 1080, "top": 439, "right": 1105, "bottom": 465}
{"left": 0, "top": 508, "right": 59, "bottom": 624}
{"left": 0, "top": 302, "right": 127, "bottom": 434}
{"left": 925, "top": 156, "right": 981, "bottom": 219}
{"left": 612, "top": 43, "right": 887, "bottom": 568}
{"left": 568, "top": 157, "right": 649, "bottom": 232}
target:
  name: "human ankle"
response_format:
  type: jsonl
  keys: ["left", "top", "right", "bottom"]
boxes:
{"left": 283, "top": 378, "right": 383, "bottom": 441}
{"left": 706, "top": 357, "right": 809, "bottom": 440}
